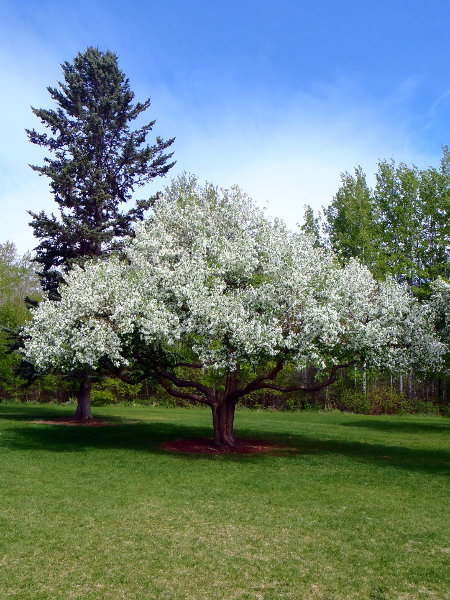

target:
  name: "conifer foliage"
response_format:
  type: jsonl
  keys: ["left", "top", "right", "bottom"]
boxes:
{"left": 27, "top": 47, "right": 175, "bottom": 297}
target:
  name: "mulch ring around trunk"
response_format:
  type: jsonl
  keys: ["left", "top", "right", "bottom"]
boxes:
{"left": 161, "top": 437, "right": 289, "bottom": 454}
{"left": 31, "top": 417, "right": 116, "bottom": 426}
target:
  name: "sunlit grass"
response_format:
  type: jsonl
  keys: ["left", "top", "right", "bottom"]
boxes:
{"left": 0, "top": 403, "right": 448, "bottom": 599}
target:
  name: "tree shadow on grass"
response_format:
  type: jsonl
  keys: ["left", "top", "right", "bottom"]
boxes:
{"left": 0, "top": 405, "right": 77, "bottom": 421}
{"left": 3, "top": 421, "right": 209, "bottom": 452}
{"left": 3, "top": 417, "right": 449, "bottom": 476}
{"left": 234, "top": 425, "right": 450, "bottom": 475}
{"left": 340, "top": 419, "right": 449, "bottom": 434}
{"left": 0, "top": 412, "right": 137, "bottom": 427}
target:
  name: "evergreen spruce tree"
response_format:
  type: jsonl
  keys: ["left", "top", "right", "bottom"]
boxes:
{"left": 27, "top": 47, "right": 175, "bottom": 296}
{"left": 27, "top": 47, "right": 175, "bottom": 418}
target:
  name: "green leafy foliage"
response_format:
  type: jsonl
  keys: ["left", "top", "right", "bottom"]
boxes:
{"left": 0, "top": 242, "right": 41, "bottom": 398}
{"left": 0, "top": 242, "right": 40, "bottom": 328}
{"left": 90, "top": 378, "right": 144, "bottom": 406}
{"left": 320, "top": 148, "right": 450, "bottom": 298}
{"left": 323, "top": 166, "right": 380, "bottom": 273}
{"left": 374, "top": 152, "right": 449, "bottom": 296}
{"left": 300, "top": 204, "right": 322, "bottom": 247}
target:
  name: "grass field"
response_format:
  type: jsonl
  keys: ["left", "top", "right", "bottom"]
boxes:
{"left": 0, "top": 403, "right": 448, "bottom": 600}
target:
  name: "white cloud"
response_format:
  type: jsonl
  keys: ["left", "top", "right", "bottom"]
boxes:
{"left": 158, "top": 80, "right": 439, "bottom": 229}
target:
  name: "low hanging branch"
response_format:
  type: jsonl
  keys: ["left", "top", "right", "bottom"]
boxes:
{"left": 154, "top": 365, "right": 211, "bottom": 397}
{"left": 150, "top": 359, "right": 357, "bottom": 448}
{"left": 158, "top": 378, "right": 208, "bottom": 405}
{"left": 251, "top": 361, "right": 356, "bottom": 394}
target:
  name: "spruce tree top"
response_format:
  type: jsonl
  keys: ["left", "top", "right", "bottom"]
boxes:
{"left": 27, "top": 47, "right": 175, "bottom": 296}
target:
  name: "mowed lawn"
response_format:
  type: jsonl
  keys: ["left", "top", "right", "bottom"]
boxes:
{"left": 0, "top": 404, "right": 448, "bottom": 600}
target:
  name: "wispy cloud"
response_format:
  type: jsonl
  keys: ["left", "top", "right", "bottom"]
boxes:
{"left": 155, "top": 78, "right": 439, "bottom": 228}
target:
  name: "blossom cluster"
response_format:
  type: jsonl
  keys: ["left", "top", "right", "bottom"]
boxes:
{"left": 23, "top": 175, "right": 448, "bottom": 375}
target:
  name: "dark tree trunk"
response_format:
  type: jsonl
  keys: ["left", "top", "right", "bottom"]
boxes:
{"left": 211, "top": 399, "right": 237, "bottom": 448}
{"left": 75, "top": 376, "right": 93, "bottom": 420}
{"left": 211, "top": 370, "right": 239, "bottom": 448}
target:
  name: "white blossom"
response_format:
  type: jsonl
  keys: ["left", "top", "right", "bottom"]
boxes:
{"left": 23, "top": 176, "right": 448, "bottom": 376}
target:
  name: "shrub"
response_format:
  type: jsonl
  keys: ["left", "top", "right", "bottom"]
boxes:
{"left": 368, "top": 388, "right": 405, "bottom": 415}
{"left": 336, "top": 389, "right": 370, "bottom": 414}
{"left": 405, "top": 399, "right": 439, "bottom": 415}
{"left": 91, "top": 378, "right": 143, "bottom": 405}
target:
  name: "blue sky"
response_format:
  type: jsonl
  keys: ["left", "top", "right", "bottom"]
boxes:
{"left": 1, "top": 0, "right": 449, "bottom": 254}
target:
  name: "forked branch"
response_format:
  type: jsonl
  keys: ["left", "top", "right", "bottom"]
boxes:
{"left": 154, "top": 366, "right": 211, "bottom": 396}
{"left": 230, "top": 359, "right": 285, "bottom": 400}
{"left": 158, "top": 378, "right": 209, "bottom": 405}
{"left": 252, "top": 361, "right": 355, "bottom": 393}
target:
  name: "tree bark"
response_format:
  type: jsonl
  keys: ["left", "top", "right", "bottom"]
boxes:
{"left": 75, "top": 376, "right": 93, "bottom": 420}
{"left": 362, "top": 362, "right": 367, "bottom": 396}
{"left": 211, "top": 399, "right": 237, "bottom": 448}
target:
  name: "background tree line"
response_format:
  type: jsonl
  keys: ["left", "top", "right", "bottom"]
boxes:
{"left": 306, "top": 148, "right": 449, "bottom": 297}
{"left": 300, "top": 148, "right": 449, "bottom": 412}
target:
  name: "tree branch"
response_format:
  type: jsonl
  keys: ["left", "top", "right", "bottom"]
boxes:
{"left": 158, "top": 378, "right": 209, "bottom": 405}
{"left": 230, "top": 359, "right": 286, "bottom": 400}
{"left": 154, "top": 366, "right": 211, "bottom": 397}
{"left": 252, "top": 361, "right": 356, "bottom": 393}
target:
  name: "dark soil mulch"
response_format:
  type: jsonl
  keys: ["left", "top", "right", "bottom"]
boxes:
{"left": 161, "top": 437, "right": 287, "bottom": 454}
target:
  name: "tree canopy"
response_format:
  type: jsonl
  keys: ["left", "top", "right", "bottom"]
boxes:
{"left": 23, "top": 176, "right": 447, "bottom": 445}
{"left": 0, "top": 242, "right": 40, "bottom": 328}
{"left": 0, "top": 242, "right": 41, "bottom": 398}
{"left": 319, "top": 149, "right": 450, "bottom": 297}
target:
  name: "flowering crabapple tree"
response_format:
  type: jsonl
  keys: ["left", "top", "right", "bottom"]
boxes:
{"left": 24, "top": 175, "right": 447, "bottom": 446}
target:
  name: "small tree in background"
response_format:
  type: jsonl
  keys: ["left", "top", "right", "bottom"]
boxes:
{"left": 323, "top": 166, "right": 380, "bottom": 275}
{"left": 26, "top": 47, "right": 175, "bottom": 417}
{"left": 300, "top": 205, "right": 322, "bottom": 247}
{"left": 0, "top": 242, "right": 41, "bottom": 398}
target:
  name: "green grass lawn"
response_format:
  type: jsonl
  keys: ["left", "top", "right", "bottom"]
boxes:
{"left": 0, "top": 403, "right": 448, "bottom": 600}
